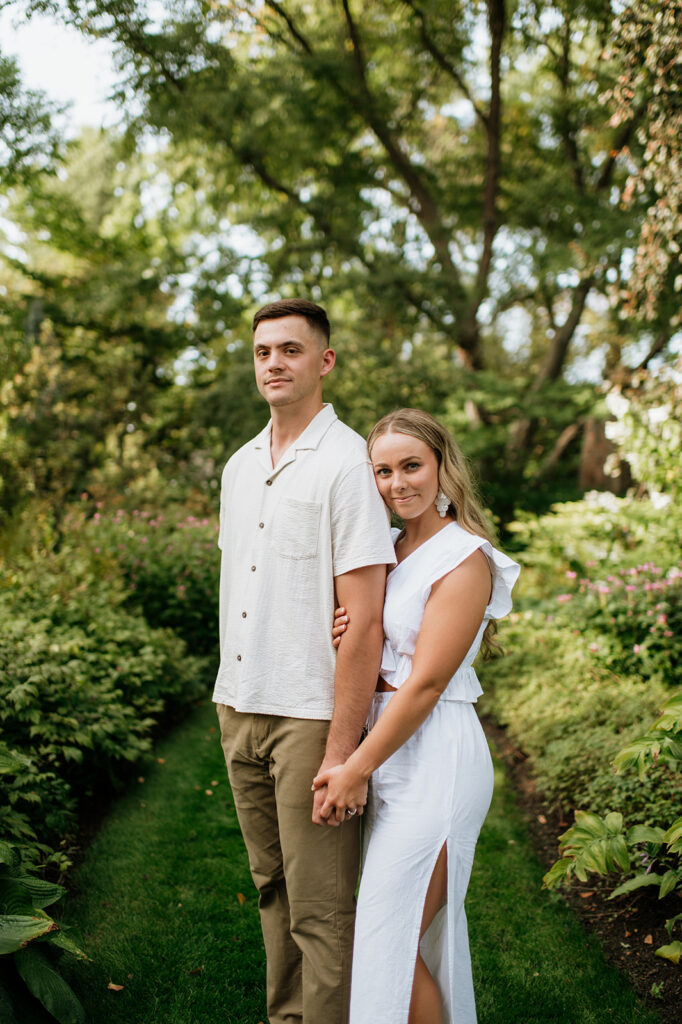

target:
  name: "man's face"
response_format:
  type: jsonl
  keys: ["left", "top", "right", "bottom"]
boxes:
{"left": 253, "top": 315, "right": 333, "bottom": 409}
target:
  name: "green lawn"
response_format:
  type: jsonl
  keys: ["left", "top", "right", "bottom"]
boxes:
{"left": 57, "top": 701, "right": 659, "bottom": 1024}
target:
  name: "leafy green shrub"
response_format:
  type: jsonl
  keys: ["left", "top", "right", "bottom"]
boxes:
{"left": 551, "top": 562, "right": 682, "bottom": 687}
{"left": 484, "top": 489, "right": 682, "bottom": 966}
{"left": 0, "top": 541, "right": 205, "bottom": 869}
{"left": 479, "top": 614, "right": 677, "bottom": 825}
{"left": 0, "top": 837, "right": 87, "bottom": 1024}
{"left": 70, "top": 505, "right": 219, "bottom": 659}
{"left": 507, "top": 491, "right": 682, "bottom": 597}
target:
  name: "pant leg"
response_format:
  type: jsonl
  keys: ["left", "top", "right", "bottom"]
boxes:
{"left": 268, "top": 716, "right": 360, "bottom": 1024}
{"left": 216, "top": 704, "right": 302, "bottom": 1024}
{"left": 217, "top": 706, "right": 361, "bottom": 1024}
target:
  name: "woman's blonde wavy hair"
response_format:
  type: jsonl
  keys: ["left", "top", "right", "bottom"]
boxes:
{"left": 367, "top": 408, "right": 501, "bottom": 659}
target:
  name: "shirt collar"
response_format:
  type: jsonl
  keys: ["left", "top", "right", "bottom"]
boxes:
{"left": 253, "top": 403, "right": 338, "bottom": 454}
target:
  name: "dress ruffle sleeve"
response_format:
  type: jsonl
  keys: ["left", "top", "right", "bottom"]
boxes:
{"left": 419, "top": 532, "right": 520, "bottom": 621}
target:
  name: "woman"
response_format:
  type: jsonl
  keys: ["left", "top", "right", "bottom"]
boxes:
{"left": 313, "top": 409, "right": 520, "bottom": 1024}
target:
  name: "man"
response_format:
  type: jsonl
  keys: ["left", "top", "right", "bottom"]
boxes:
{"left": 213, "top": 299, "right": 395, "bottom": 1024}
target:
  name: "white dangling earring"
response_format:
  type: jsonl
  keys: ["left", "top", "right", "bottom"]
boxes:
{"left": 435, "top": 489, "right": 449, "bottom": 517}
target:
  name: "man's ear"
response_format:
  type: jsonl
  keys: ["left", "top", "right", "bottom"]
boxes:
{"left": 320, "top": 348, "right": 336, "bottom": 379}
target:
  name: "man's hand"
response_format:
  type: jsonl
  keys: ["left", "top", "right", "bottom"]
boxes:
{"left": 313, "top": 760, "right": 368, "bottom": 824}
{"left": 312, "top": 755, "right": 343, "bottom": 826}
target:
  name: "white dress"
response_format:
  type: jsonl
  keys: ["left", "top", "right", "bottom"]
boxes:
{"left": 349, "top": 522, "right": 520, "bottom": 1024}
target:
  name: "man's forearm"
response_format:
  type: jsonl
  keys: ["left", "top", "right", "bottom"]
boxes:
{"left": 323, "top": 617, "right": 384, "bottom": 763}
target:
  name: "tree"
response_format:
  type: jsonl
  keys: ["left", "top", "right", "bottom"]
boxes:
{"left": 4, "top": 1, "right": 679, "bottom": 521}
{"left": 0, "top": 49, "right": 63, "bottom": 185}
{"left": 0, "top": 127, "right": 235, "bottom": 520}
{"left": 606, "top": 0, "right": 682, "bottom": 328}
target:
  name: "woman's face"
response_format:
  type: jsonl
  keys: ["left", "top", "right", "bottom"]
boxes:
{"left": 370, "top": 431, "right": 441, "bottom": 521}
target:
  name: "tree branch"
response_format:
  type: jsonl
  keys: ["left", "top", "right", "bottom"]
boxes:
{"left": 263, "top": 0, "right": 314, "bottom": 55}
{"left": 456, "top": 0, "right": 505, "bottom": 367}
{"left": 557, "top": 14, "right": 584, "bottom": 194}
{"left": 536, "top": 419, "right": 584, "bottom": 478}
{"left": 400, "top": 0, "right": 488, "bottom": 127}
{"left": 634, "top": 328, "right": 671, "bottom": 372}
{"left": 594, "top": 104, "right": 645, "bottom": 193}
{"left": 339, "top": 0, "right": 471, "bottom": 344}
{"left": 532, "top": 275, "right": 593, "bottom": 387}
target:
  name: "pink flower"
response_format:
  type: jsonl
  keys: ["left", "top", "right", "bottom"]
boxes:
{"left": 589, "top": 642, "right": 599, "bottom": 652}
{"left": 633, "top": 644, "right": 641, "bottom": 654}
{"left": 565, "top": 570, "right": 577, "bottom": 579}
{"left": 625, "top": 585, "right": 636, "bottom": 592}
{"left": 664, "top": 630, "right": 673, "bottom": 637}
{"left": 598, "top": 585, "right": 610, "bottom": 595}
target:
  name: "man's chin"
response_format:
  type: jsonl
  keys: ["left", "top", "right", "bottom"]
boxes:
{"left": 265, "top": 392, "right": 295, "bottom": 407}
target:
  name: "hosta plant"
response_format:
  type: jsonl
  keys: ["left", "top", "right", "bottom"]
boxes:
{"left": 544, "top": 690, "right": 682, "bottom": 965}
{"left": 0, "top": 838, "right": 88, "bottom": 1024}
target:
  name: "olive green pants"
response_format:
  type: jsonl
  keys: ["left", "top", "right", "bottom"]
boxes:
{"left": 216, "top": 704, "right": 360, "bottom": 1024}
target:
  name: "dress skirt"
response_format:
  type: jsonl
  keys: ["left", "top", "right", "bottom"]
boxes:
{"left": 349, "top": 692, "right": 494, "bottom": 1024}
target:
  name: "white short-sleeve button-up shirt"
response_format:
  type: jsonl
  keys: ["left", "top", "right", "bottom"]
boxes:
{"left": 212, "top": 404, "right": 395, "bottom": 719}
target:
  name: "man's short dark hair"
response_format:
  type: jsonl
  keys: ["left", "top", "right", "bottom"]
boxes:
{"left": 252, "top": 299, "right": 331, "bottom": 345}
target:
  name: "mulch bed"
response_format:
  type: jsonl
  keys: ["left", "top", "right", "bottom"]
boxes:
{"left": 483, "top": 718, "right": 682, "bottom": 1024}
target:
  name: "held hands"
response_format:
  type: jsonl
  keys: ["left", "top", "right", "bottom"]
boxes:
{"left": 332, "top": 606, "right": 349, "bottom": 648}
{"left": 312, "top": 760, "right": 368, "bottom": 825}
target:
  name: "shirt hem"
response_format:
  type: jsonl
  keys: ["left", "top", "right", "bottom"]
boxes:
{"left": 211, "top": 693, "right": 334, "bottom": 720}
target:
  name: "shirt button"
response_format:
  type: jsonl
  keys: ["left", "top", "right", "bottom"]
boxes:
{"left": 259, "top": 522, "right": 264, "bottom": 529}
{"left": 242, "top": 611, "right": 247, "bottom": 618}
{"left": 236, "top": 654, "right": 242, "bottom": 662}
{"left": 251, "top": 565, "right": 256, "bottom": 572}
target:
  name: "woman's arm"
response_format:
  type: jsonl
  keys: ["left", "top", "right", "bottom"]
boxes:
{"left": 314, "top": 548, "right": 491, "bottom": 822}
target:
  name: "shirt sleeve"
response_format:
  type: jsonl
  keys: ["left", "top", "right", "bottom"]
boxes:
{"left": 331, "top": 461, "right": 396, "bottom": 577}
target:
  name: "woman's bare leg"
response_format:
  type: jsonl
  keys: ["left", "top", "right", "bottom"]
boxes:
{"left": 408, "top": 843, "right": 448, "bottom": 1024}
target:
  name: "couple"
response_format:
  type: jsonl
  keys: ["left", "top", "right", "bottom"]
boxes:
{"left": 213, "top": 299, "right": 520, "bottom": 1024}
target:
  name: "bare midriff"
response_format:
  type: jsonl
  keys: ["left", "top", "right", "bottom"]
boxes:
{"left": 376, "top": 677, "right": 397, "bottom": 693}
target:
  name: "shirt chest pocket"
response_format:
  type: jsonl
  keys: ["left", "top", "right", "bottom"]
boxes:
{"left": 274, "top": 498, "right": 322, "bottom": 560}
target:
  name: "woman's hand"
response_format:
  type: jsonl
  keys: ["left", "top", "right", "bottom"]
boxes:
{"left": 331, "top": 606, "right": 349, "bottom": 648}
{"left": 312, "top": 760, "right": 368, "bottom": 823}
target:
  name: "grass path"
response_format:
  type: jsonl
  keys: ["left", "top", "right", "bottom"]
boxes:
{"left": 58, "top": 701, "right": 659, "bottom": 1024}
